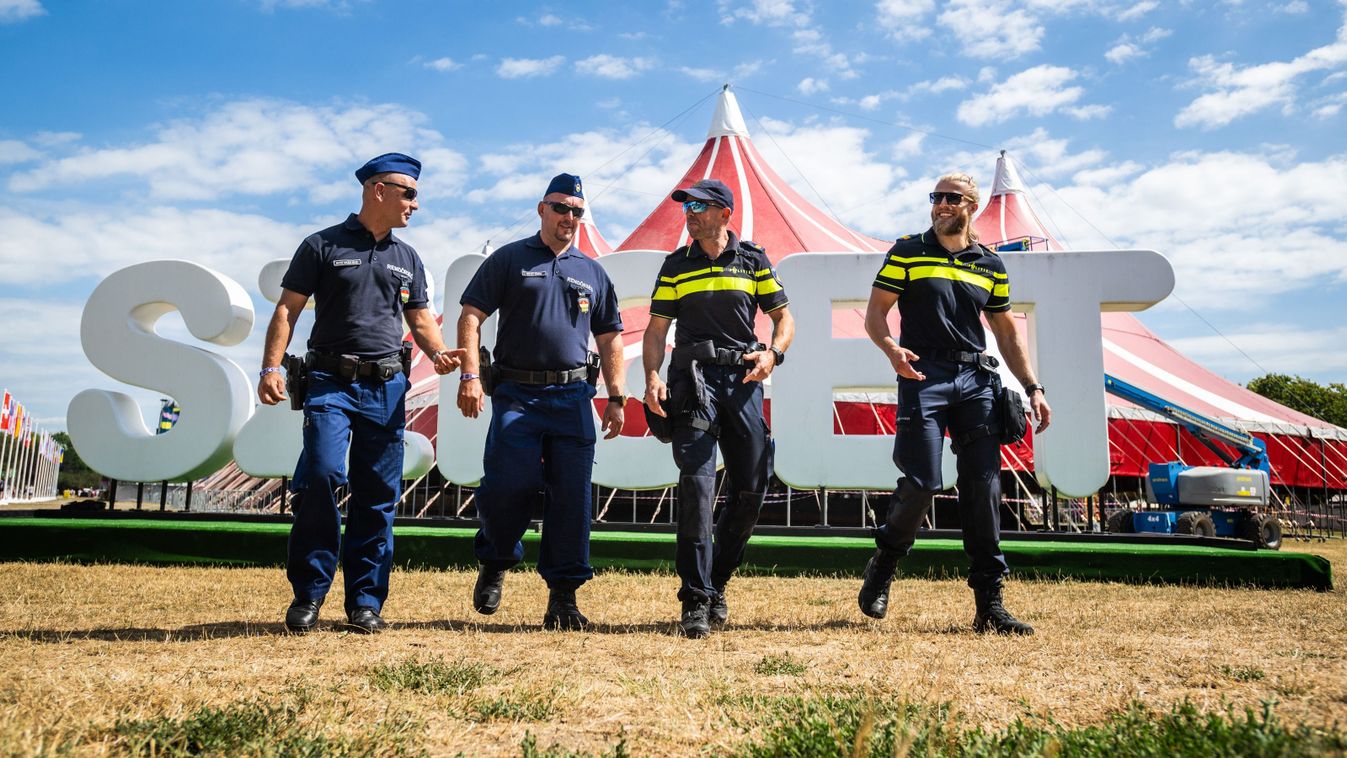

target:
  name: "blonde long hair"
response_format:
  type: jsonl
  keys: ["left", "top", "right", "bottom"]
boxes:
{"left": 936, "top": 172, "right": 980, "bottom": 242}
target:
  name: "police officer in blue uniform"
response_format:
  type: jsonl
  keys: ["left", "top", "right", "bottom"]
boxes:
{"left": 259, "top": 153, "right": 463, "bottom": 634}
{"left": 455, "top": 173, "right": 625, "bottom": 630}
{"left": 643, "top": 179, "right": 795, "bottom": 639}
{"left": 857, "top": 172, "right": 1051, "bottom": 635}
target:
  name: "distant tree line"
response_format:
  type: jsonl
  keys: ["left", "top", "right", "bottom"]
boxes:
{"left": 1246, "top": 374, "right": 1347, "bottom": 429}
{"left": 53, "top": 431, "right": 103, "bottom": 492}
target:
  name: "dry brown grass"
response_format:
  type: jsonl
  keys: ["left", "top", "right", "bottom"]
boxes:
{"left": 1, "top": 537, "right": 1344, "bottom": 756}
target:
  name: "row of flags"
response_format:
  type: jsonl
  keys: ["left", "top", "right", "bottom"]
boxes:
{"left": 0, "top": 389, "right": 63, "bottom": 463}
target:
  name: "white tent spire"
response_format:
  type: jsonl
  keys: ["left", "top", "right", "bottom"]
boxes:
{"left": 990, "top": 149, "right": 1027, "bottom": 197}
{"left": 708, "top": 84, "right": 751, "bottom": 140}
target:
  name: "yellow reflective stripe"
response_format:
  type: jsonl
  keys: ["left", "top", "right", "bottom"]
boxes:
{"left": 674, "top": 276, "right": 756, "bottom": 297}
{"left": 877, "top": 264, "right": 907, "bottom": 281}
{"left": 755, "top": 268, "right": 773, "bottom": 277}
{"left": 907, "top": 266, "right": 994, "bottom": 291}
{"left": 887, "top": 255, "right": 947, "bottom": 264}
{"left": 666, "top": 265, "right": 754, "bottom": 283}
{"left": 757, "top": 277, "right": 783, "bottom": 296}
{"left": 652, "top": 285, "right": 678, "bottom": 301}
{"left": 992, "top": 283, "right": 1009, "bottom": 298}
{"left": 992, "top": 270, "right": 1008, "bottom": 280}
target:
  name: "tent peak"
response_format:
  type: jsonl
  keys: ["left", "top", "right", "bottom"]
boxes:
{"left": 708, "top": 85, "right": 750, "bottom": 140}
{"left": 990, "top": 151, "right": 1027, "bottom": 198}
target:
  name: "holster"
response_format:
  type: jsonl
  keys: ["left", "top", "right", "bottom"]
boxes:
{"left": 586, "top": 351, "right": 601, "bottom": 387}
{"left": 479, "top": 347, "right": 497, "bottom": 396}
{"left": 282, "top": 352, "right": 309, "bottom": 411}
{"left": 400, "top": 340, "right": 413, "bottom": 376}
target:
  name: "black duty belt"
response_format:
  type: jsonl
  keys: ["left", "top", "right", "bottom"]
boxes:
{"left": 670, "top": 340, "right": 760, "bottom": 371}
{"left": 909, "top": 347, "right": 1000, "bottom": 370}
{"left": 497, "top": 365, "right": 589, "bottom": 385}
{"left": 308, "top": 351, "right": 404, "bottom": 382}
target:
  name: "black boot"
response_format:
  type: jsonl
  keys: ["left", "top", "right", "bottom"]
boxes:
{"left": 857, "top": 549, "right": 900, "bottom": 619}
{"left": 680, "top": 598, "right": 711, "bottom": 639}
{"left": 972, "top": 584, "right": 1034, "bottom": 635}
{"left": 708, "top": 583, "right": 728, "bottom": 626}
{"left": 543, "top": 587, "right": 589, "bottom": 630}
{"left": 284, "top": 597, "right": 323, "bottom": 633}
{"left": 473, "top": 564, "right": 506, "bottom": 615}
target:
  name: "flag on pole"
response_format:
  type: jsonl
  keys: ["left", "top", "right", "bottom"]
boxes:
{"left": 157, "top": 400, "right": 181, "bottom": 434}
{"left": 12, "top": 403, "right": 22, "bottom": 439}
{"left": 0, "top": 391, "right": 10, "bottom": 434}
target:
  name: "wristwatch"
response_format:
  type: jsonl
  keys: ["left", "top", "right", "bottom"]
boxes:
{"left": 1025, "top": 383, "right": 1046, "bottom": 395}
{"left": 608, "top": 395, "right": 626, "bottom": 405}
{"left": 769, "top": 347, "right": 785, "bottom": 366}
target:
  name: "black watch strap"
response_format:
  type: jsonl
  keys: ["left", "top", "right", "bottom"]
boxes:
{"left": 608, "top": 395, "right": 625, "bottom": 404}
{"left": 1025, "top": 383, "right": 1045, "bottom": 395}
{"left": 769, "top": 347, "right": 785, "bottom": 366}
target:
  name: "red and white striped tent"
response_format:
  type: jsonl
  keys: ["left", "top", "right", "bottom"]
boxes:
{"left": 401, "top": 87, "right": 1347, "bottom": 493}
{"left": 975, "top": 152, "right": 1347, "bottom": 490}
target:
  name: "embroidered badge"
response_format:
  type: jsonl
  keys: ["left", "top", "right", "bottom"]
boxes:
{"left": 400, "top": 286, "right": 410, "bottom": 303}
{"left": 578, "top": 295, "right": 590, "bottom": 313}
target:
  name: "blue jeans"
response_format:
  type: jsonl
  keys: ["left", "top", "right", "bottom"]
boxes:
{"left": 473, "top": 381, "right": 598, "bottom": 590}
{"left": 875, "top": 359, "right": 1009, "bottom": 589}
{"left": 288, "top": 370, "right": 406, "bottom": 612}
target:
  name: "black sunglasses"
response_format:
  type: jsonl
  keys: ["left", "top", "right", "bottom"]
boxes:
{"left": 378, "top": 180, "right": 418, "bottom": 200}
{"left": 929, "top": 191, "right": 968, "bottom": 206}
{"left": 546, "top": 201, "right": 585, "bottom": 219}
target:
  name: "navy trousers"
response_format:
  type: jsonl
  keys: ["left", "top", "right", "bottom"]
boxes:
{"left": 474, "top": 381, "right": 597, "bottom": 590}
{"left": 288, "top": 370, "right": 406, "bottom": 613}
{"left": 669, "top": 364, "right": 772, "bottom": 603}
{"left": 875, "top": 359, "right": 1009, "bottom": 590}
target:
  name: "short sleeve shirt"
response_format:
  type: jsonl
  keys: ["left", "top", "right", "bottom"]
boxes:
{"left": 648, "top": 232, "right": 789, "bottom": 350}
{"left": 281, "top": 213, "right": 429, "bottom": 357}
{"left": 460, "top": 233, "right": 622, "bottom": 371}
{"left": 871, "top": 228, "right": 1010, "bottom": 353}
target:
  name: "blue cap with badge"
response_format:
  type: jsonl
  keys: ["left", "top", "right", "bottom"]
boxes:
{"left": 355, "top": 153, "right": 422, "bottom": 184}
{"left": 544, "top": 172, "right": 584, "bottom": 199}
{"left": 671, "top": 179, "right": 734, "bottom": 212}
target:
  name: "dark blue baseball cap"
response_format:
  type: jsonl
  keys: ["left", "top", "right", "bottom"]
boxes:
{"left": 671, "top": 179, "right": 734, "bottom": 211}
{"left": 544, "top": 172, "right": 584, "bottom": 199}
{"left": 355, "top": 152, "right": 421, "bottom": 184}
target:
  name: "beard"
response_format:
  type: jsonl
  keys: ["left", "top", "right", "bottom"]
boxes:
{"left": 933, "top": 211, "right": 968, "bottom": 236}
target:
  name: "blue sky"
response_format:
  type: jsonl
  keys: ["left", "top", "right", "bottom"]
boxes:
{"left": 2, "top": 0, "right": 1345, "bottom": 428}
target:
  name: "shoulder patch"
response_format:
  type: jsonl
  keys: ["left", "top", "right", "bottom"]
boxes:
{"left": 896, "top": 233, "right": 915, "bottom": 241}
{"left": 739, "top": 240, "right": 766, "bottom": 255}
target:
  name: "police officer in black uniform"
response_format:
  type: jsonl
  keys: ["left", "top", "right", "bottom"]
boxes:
{"left": 857, "top": 172, "right": 1050, "bottom": 635}
{"left": 456, "top": 173, "right": 625, "bottom": 630}
{"left": 643, "top": 179, "right": 794, "bottom": 639}
{"left": 259, "top": 153, "right": 463, "bottom": 634}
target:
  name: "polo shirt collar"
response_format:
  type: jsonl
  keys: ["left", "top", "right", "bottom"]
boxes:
{"left": 688, "top": 230, "right": 740, "bottom": 260}
{"left": 527, "top": 231, "right": 580, "bottom": 259}
{"left": 920, "top": 227, "right": 978, "bottom": 258}
{"left": 343, "top": 213, "right": 399, "bottom": 245}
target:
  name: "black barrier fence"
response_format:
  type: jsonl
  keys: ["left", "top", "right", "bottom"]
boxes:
{"left": 97, "top": 469, "right": 1347, "bottom": 542}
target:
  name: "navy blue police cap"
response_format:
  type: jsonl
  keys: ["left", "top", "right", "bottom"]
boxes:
{"left": 355, "top": 153, "right": 422, "bottom": 184}
{"left": 671, "top": 179, "right": 734, "bottom": 212}
{"left": 544, "top": 172, "right": 584, "bottom": 199}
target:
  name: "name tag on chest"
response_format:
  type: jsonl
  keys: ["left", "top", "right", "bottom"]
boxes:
{"left": 333, "top": 259, "right": 362, "bottom": 268}
{"left": 521, "top": 269, "right": 547, "bottom": 278}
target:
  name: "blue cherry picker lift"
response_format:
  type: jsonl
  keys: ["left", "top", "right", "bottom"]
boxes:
{"left": 1103, "top": 374, "right": 1283, "bottom": 549}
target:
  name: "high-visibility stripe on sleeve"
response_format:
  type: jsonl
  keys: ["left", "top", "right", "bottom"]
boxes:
{"left": 992, "top": 283, "right": 1009, "bottom": 298}
{"left": 652, "top": 284, "right": 678, "bottom": 302}
{"left": 877, "top": 264, "right": 907, "bottom": 282}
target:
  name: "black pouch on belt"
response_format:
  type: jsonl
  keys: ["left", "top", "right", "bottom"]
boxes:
{"left": 996, "top": 380, "right": 1028, "bottom": 445}
{"left": 586, "top": 351, "right": 601, "bottom": 386}
{"left": 283, "top": 353, "right": 309, "bottom": 411}
{"left": 644, "top": 403, "right": 672, "bottom": 443}
{"left": 399, "top": 340, "right": 413, "bottom": 376}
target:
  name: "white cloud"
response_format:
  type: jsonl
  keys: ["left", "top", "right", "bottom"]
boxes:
{"left": 876, "top": 0, "right": 933, "bottom": 38}
{"left": 938, "top": 0, "right": 1044, "bottom": 59}
{"left": 1105, "top": 43, "right": 1141, "bottom": 65}
{"left": 1275, "top": 1, "right": 1309, "bottom": 13}
{"left": 727, "top": 0, "right": 811, "bottom": 27}
{"left": 678, "top": 66, "right": 721, "bottom": 82}
{"left": 1064, "top": 103, "right": 1112, "bottom": 119}
{"left": 791, "top": 29, "right": 857, "bottom": 78}
{"left": 1175, "top": 14, "right": 1347, "bottom": 129}
{"left": 576, "top": 55, "right": 654, "bottom": 80}
{"left": 1115, "top": 1, "right": 1157, "bottom": 21}
{"left": 496, "top": 55, "right": 565, "bottom": 79}
{"left": 537, "top": 13, "right": 562, "bottom": 25}
{"left": 1168, "top": 325, "right": 1347, "bottom": 379}
{"left": 0, "top": 0, "right": 43, "bottom": 23}
{"left": 1039, "top": 150, "right": 1347, "bottom": 309}
{"left": 734, "top": 60, "right": 765, "bottom": 79}
{"left": 423, "top": 57, "right": 462, "bottom": 72}
{"left": 0, "top": 140, "right": 40, "bottom": 165}
{"left": 957, "top": 65, "right": 1092, "bottom": 126}
{"left": 1106, "top": 26, "right": 1172, "bottom": 64}
{"left": 6, "top": 99, "right": 467, "bottom": 203}
{"left": 798, "top": 77, "right": 829, "bottom": 94}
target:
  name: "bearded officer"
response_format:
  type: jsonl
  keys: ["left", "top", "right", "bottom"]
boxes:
{"left": 857, "top": 172, "right": 1051, "bottom": 635}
